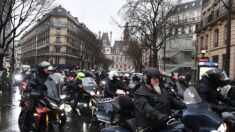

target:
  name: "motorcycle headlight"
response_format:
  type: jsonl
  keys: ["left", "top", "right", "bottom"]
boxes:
{"left": 89, "top": 91, "right": 95, "bottom": 96}
{"left": 216, "top": 123, "right": 227, "bottom": 132}
{"left": 60, "top": 95, "right": 67, "bottom": 100}
{"left": 59, "top": 103, "right": 65, "bottom": 110}
{"left": 14, "top": 74, "right": 23, "bottom": 82}
{"left": 101, "top": 81, "right": 106, "bottom": 85}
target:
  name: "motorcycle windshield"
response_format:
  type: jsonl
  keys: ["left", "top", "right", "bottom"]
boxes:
{"left": 175, "top": 81, "right": 186, "bottom": 97}
{"left": 82, "top": 77, "right": 97, "bottom": 92}
{"left": 44, "top": 76, "right": 61, "bottom": 102}
{"left": 49, "top": 73, "right": 64, "bottom": 84}
{"left": 183, "top": 86, "right": 202, "bottom": 105}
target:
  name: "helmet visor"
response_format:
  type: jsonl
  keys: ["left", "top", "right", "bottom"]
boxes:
{"left": 218, "top": 71, "right": 230, "bottom": 81}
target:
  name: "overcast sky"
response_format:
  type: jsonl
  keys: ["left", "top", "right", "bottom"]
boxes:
{"left": 57, "top": 0, "right": 126, "bottom": 44}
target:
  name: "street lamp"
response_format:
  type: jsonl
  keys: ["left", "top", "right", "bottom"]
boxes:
{"left": 214, "top": 0, "right": 233, "bottom": 76}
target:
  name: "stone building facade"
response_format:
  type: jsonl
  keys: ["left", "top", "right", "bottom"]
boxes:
{"left": 20, "top": 6, "right": 91, "bottom": 69}
{"left": 159, "top": 0, "right": 201, "bottom": 73}
{"left": 196, "top": 0, "right": 235, "bottom": 78}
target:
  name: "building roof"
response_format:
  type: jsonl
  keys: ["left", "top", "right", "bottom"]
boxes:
{"left": 168, "top": 0, "right": 201, "bottom": 16}
{"left": 49, "top": 5, "right": 80, "bottom": 25}
{"left": 21, "top": 5, "right": 81, "bottom": 39}
{"left": 112, "top": 40, "right": 124, "bottom": 54}
{"left": 101, "top": 33, "right": 111, "bottom": 46}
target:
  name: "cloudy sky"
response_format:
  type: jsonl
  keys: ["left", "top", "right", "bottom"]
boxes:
{"left": 57, "top": 0, "right": 126, "bottom": 44}
{"left": 56, "top": 0, "right": 195, "bottom": 45}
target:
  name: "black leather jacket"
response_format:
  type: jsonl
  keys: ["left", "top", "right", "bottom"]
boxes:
{"left": 197, "top": 76, "right": 234, "bottom": 112}
{"left": 27, "top": 73, "right": 48, "bottom": 93}
{"left": 134, "top": 84, "right": 186, "bottom": 131}
{"left": 104, "top": 77, "right": 128, "bottom": 98}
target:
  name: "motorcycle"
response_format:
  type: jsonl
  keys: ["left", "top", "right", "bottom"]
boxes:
{"left": 62, "top": 77, "right": 101, "bottom": 116}
{"left": 99, "top": 87, "right": 233, "bottom": 132}
{"left": 18, "top": 76, "right": 66, "bottom": 132}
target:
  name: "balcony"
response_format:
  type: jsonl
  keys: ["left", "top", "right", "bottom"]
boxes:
{"left": 197, "top": 0, "right": 235, "bottom": 31}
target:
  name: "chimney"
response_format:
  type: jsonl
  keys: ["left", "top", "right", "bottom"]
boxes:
{"left": 98, "top": 31, "right": 101, "bottom": 39}
{"left": 110, "top": 31, "right": 112, "bottom": 45}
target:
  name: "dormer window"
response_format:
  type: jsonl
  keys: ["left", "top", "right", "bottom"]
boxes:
{"left": 103, "top": 40, "right": 106, "bottom": 46}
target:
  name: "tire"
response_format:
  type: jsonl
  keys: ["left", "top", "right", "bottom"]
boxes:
{"left": 18, "top": 108, "right": 32, "bottom": 132}
{"left": 60, "top": 111, "right": 66, "bottom": 127}
{"left": 35, "top": 114, "right": 47, "bottom": 132}
{"left": 50, "top": 123, "right": 60, "bottom": 132}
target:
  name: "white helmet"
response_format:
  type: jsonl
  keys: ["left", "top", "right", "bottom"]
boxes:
{"left": 124, "top": 73, "right": 130, "bottom": 78}
{"left": 48, "top": 66, "right": 54, "bottom": 71}
{"left": 108, "top": 71, "right": 119, "bottom": 80}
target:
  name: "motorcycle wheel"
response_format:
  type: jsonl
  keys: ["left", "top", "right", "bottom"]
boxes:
{"left": 36, "top": 113, "right": 62, "bottom": 132}
{"left": 18, "top": 108, "right": 32, "bottom": 132}
{"left": 49, "top": 123, "right": 60, "bottom": 132}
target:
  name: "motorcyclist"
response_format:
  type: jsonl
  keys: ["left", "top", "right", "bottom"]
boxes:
{"left": 134, "top": 67, "right": 186, "bottom": 132}
{"left": 197, "top": 68, "right": 235, "bottom": 113}
{"left": 132, "top": 74, "right": 140, "bottom": 82}
{"left": 64, "top": 71, "right": 85, "bottom": 112}
{"left": 104, "top": 71, "right": 128, "bottom": 98}
{"left": 2, "top": 68, "right": 11, "bottom": 90}
{"left": 26, "top": 61, "right": 50, "bottom": 95}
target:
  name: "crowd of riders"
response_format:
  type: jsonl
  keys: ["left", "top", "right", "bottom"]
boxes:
{"left": 3, "top": 60, "right": 235, "bottom": 132}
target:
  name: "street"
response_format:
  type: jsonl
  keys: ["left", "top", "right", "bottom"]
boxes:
{"left": 0, "top": 87, "right": 101, "bottom": 132}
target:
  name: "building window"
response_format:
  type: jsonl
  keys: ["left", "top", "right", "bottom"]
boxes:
{"left": 205, "top": 34, "right": 209, "bottom": 50}
{"left": 212, "top": 55, "right": 219, "bottom": 63}
{"left": 181, "top": 27, "right": 184, "bottom": 34}
{"left": 55, "top": 47, "right": 60, "bottom": 53}
{"left": 178, "top": 28, "right": 182, "bottom": 34}
{"left": 55, "top": 57, "right": 60, "bottom": 64}
{"left": 224, "top": 25, "right": 227, "bottom": 45}
{"left": 56, "top": 27, "right": 61, "bottom": 35}
{"left": 112, "top": 56, "right": 114, "bottom": 60}
{"left": 56, "top": 37, "right": 60, "bottom": 43}
{"left": 192, "top": 2, "right": 195, "bottom": 7}
{"left": 120, "top": 65, "right": 122, "bottom": 69}
{"left": 214, "top": 29, "right": 219, "bottom": 47}
{"left": 116, "top": 56, "right": 118, "bottom": 61}
{"left": 200, "top": 37, "right": 204, "bottom": 51}
{"left": 103, "top": 40, "right": 106, "bottom": 46}
{"left": 185, "top": 26, "right": 189, "bottom": 34}
{"left": 116, "top": 65, "right": 118, "bottom": 68}
{"left": 56, "top": 18, "right": 61, "bottom": 24}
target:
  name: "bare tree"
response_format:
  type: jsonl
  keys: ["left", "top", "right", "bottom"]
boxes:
{"left": 119, "top": 0, "right": 180, "bottom": 67}
{"left": 0, "top": 0, "right": 54, "bottom": 70}
{"left": 78, "top": 24, "right": 113, "bottom": 70}
{"left": 124, "top": 39, "right": 143, "bottom": 72}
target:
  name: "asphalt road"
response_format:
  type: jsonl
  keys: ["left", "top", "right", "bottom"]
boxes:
{"left": 0, "top": 87, "right": 101, "bottom": 132}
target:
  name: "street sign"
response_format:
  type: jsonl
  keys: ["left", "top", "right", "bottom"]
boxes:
{"left": 199, "top": 62, "right": 218, "bottom": 67}
{"left": 198, "top": 57, "right": 209, "bottom": 62}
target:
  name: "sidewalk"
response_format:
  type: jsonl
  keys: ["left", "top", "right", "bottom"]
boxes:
{"left": 0, "top": 87, "right": 21, "bottom": 132}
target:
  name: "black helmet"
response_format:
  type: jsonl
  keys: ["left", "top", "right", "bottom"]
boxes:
{"left": 144, "top": 67, "right": 161, "bottom": 85}
{"left": 205, "top": 69, "right": 230, "bottom": 86}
